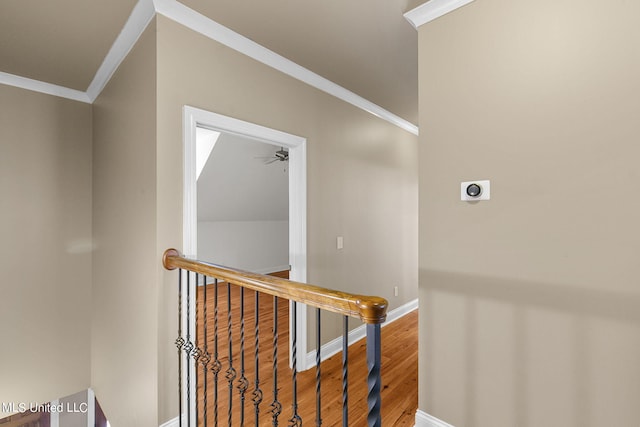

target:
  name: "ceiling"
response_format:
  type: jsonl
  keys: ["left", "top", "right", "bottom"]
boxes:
{"left": 197, "top": 132, "right": 289, "bottom": 222}
{"left": 0, "top": 0, "right": 422, "bottom": 125}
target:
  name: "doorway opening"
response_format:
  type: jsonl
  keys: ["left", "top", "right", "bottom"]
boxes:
{"left": 182, "top": 106, "right": 308, "bottom": 379}
{"left": 196, "top": 129, "right": 290, "bottom": 275}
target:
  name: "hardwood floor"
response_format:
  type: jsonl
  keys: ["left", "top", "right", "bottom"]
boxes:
{"left": 194, "top": 282, "right": 418, "bottom": 426}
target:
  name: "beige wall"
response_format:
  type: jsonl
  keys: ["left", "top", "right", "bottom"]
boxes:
{"left": 156, "top": 15, "right": 418, "bottom": 422}
{"left": 418, "top": 0, "right": 640, "bottom": 425}
{"left": 2, "top": 11, "right": 418, "bottom": 426}
{"left": 92, "top": 21, "right": 158, "bottom": 427}
{"left": 0, "top": 85, "right": 92, "bottom": 407}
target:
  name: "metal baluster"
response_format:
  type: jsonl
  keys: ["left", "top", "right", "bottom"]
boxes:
{"left": 185, "top": 272, "right": 192, "bottom": 427}
{"left": 176, "top": 269, "right": 184, "bottom": 427}
{"left": 227, "top": 283, "right": 237, "bottom": 426}
{"left": 366, "top": 324, "right": 383, "bottom": 427}
{"left": 238, "top": 287, "right": 249, "bottom": 425}
{"left": 202, "top": 275, "right": 210, "bottom": 427}
{"left": 315, "top": 308, "right": 322, "bottom": 426}
{"left": 288, "top": 302, "right": 302, "bottom": 427}
{"left": 342, "top": 316, "right": 348, "bottom": 427}
{"left": 252, "top": 291, "right": 263, "bottom": 425}
{"left": 194, "top": 274, "right": 199, "bottom": 427}
{"left": 270, "top": 296, "right": 282, "bottom": 426}
{"left": 211, "top": 279, "right": 221, "bottom": 427}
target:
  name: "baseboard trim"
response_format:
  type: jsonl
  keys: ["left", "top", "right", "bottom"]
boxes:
{"left": 305, "top": 298, "right": 418, "bottom": 369}
{"left": 415, "top": 410, "right": 456, "bottom": 427}
{"left": 159, "top": 416, "right": 180, "bottom": 427}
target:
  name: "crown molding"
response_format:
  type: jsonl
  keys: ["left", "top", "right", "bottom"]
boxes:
{"left": 1, "top": 0, "right": 419, "bottom": 135}
{"left": 153, "top": 0, "right": 418, "bottom": 135}
{"left": 86, "top": 0, "right": 156, "bottom": 102}
{"left": 404, "top": 0, "right": 476, "bottom": 29}
{"left": 0, "top": 71, "right": 91, "bottom": 103}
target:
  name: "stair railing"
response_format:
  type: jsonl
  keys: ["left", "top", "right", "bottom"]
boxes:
{"left": 163, "top": 248, "right": 388, "bottom": 427}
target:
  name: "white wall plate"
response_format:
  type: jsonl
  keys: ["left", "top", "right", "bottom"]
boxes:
{"left": 461, "top": 180, "right": 490, "bottom": 201}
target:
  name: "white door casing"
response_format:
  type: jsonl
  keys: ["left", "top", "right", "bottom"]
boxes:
{"left": 182, "top": 106, "right": 308, "bottom": 422}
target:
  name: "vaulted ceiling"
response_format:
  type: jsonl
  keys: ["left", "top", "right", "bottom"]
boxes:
{"left": 0, "top": 0, "right": 422, "bottom": 125}
{"left": 197, "top": 132, "right": 289, "bottom": 223}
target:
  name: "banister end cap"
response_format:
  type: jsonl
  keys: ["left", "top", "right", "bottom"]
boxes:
{"left": 163, "top": 248, "right": 181, "bottom": 270}
{"left": 357, "top": 296, "right": 389, "bottom": 324}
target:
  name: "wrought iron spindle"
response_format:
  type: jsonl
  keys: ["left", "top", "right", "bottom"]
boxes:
{"left": 315, "top": 308, "right": 322, "bottom": 426}
{"left": 366, "top": 324, "right": 383, "bottom": 427}
{"left": 226, "top": 283, "right": 237, "bottom": 426}
{"left": 176, "top": 269, "right": 184, "bottom": 427}
{"left": 238, "top": 287, "right": 249, "bottom": 425}
{"left": 211, "top": 279, "right": 221, "bottom": 427}
{"left": 184, "top": 272, "right": 193, "bottom": 427}
{"left": 202, "top": 275, "right": 210, "bottom": 427}
{"left": 288, "top": 302, "right": 302, "bottom": 427}
{"left": 342, "top": 316, "right": 348, "bottom": 427}
{"left": 270, "top": 296, "right": 282, "bottom": 426}
{"left": 252, "top": 291, "right": 263, "bottom": 425}
{"left": 162, "top": 248, "right": 390, "bottom": 427}
{"left": 194, "top": 274, "right": 199, "bottom": 427}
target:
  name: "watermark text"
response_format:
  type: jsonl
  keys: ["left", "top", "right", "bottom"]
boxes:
{"left": 2, "top": 401, "right": 88, "bottom": 414}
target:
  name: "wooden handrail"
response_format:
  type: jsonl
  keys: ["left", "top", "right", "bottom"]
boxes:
{"left": 163, "top": 248, "right": 388, "bottom": 324}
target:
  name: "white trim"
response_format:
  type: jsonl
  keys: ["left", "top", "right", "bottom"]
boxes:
{"left": 404, "top": 0, "right": 476, "bottom": 29}
{"left": 184, "top": 108, "right": 308, "bottom": 149}
{"left": 49, "top": 399, "right": 60, "bottom": 427}
{"left": 415, "top": 410, "right": 456, "bottom": 427}
{"left": 305, "top": 298, "right": 418, "bottom": 369}
{"left": 0, "top": 71, "right": 90, "bottom": 103}
{"left": 159, "top": 416, "right": 180, "bottom": 427}
{"left": 87, "top": 388, "right": 95, "bottom": 427}
{"left": 183, "top": 108, "right": 199, "bottom": 258}
{"left": 85, "top": 0, "right": 156, "bottom": 102}
{"left": 286, "top": 122, "right": 308, "bottom": 371}
{"left": 155, "top": 0, "right": 418, "bottom": 135}
{"left": 2, "top": 0, "right": 418, "bottom": 136}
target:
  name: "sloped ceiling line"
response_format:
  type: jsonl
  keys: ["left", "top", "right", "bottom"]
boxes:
{"left": 0, "top": 0, "right": 419, "bottom": 136}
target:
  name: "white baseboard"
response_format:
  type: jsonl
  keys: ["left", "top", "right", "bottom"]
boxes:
{"left": 415, "top": 410, "right": 456, "bottom": 427}
{"left": 159, "top": 416, "right": 180, "bottom": 427}
{"left": 305, "top": 298, "right": 418, "bottom": 369}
